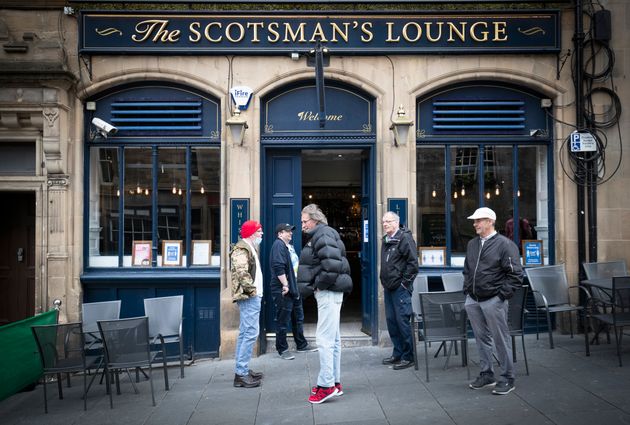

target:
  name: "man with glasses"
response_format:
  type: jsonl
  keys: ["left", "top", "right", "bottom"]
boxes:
{"left": 380, "top": 211, "right": 418, "bottom": 370}
{"left": 464, "top": 207, "right": 523, "bottom": 395}
{"left": 298, "top": 204, "right": 352, "bottom": 404}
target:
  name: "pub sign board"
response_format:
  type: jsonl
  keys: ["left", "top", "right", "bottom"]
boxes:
{"left": 80, "top": 11, "right": 560, "bottom": 55}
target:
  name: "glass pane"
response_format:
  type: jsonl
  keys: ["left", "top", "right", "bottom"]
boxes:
{"left": 450, "top": 146, "right": 479, "bottom": 256}
{"left": 124, "top": 147, "right": 153, "bottom": 264}
{"left": 191, "top": 148, "right": 220, "bottom": 263}
{"left": 158, "top": 147, "right": 187, "bottom": 266}
{"left": 88, "top": 147, "right": 120, "bottom": 267}
{"left": 416, "top": 147, "right": 446, "bottom": 248}
{"left": 484, "top": 146, "right": 514, "bottom": 232}
{"left": 517, "top": 146, "right": 544, "bottom": 259}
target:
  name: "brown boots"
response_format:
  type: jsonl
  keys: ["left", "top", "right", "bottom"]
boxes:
{"left": 234, "top": 372, "right": 261, "bottom": 388}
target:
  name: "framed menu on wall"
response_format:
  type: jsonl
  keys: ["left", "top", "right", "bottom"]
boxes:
{"left": 191, "top": 240, "right": 212, "bottom": 266}
{"left": 162, "top": 240, "right": 183, "bottom": 266}
{"left": 132, "top": 241, "right": 152, "bottom": 266}
{"left": 418, "top": 246, "right": 446, "bottom": 266}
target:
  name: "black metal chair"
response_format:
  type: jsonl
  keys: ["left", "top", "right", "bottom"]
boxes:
{"left": 144, "top": 295, "right": 185, "bottom": 388}
{"left": 507, "top": 285, "right": 530, "bottom": 375}
{"left": 97, "top": 316, "right": 161, "bottom": 408}
{"left": 31, "top": 322, "right": 99, "bottom": 413}
{"left": 410, "top": 275, "right": 429, "bottom": 370}
{"left": 587, "top": 276, "right": 630, "bottom": 366}
{"left": 417, "top": 290, "right": 469, "bottom": 382}
{"left": 524, "top": 264, "right": 588, "bottom": 349}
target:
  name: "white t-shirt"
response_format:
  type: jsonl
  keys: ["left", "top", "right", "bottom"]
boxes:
{"left": 245, "top": 239, "right": 263, "bottom": 298}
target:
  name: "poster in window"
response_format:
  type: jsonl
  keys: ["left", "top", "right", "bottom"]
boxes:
{"left": 162, "top": 240, "right": 183, "bottom": 267}
{"left": 191, "top": 240, "right": 212, "bottom": 266}
{"left": 522, "top": 240, "right": 543, "bottom": 266}
{"left": 132, "top": 241, "right": 152, "bottom": 267}
{"left": 418, "top": 247, "right": 446, "bottom": 266}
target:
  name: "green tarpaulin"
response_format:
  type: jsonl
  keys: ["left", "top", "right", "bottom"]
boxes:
{"left": 0, "top": 310, "right": 58, "bottom": 401}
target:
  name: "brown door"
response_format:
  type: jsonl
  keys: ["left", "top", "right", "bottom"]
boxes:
{"left": 0, "top": 192, "right": 35, "bottom": 324}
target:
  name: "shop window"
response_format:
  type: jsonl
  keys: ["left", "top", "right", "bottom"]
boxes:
{"left": 416, "top": 83, "right": 553, "bottom": 267}
{"left": 85, "top": 84, "right": 221, "bottom": 268}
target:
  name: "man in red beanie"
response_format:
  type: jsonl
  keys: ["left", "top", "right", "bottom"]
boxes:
{"left": 230, "top": 220, "right": 264, "bottom": 388}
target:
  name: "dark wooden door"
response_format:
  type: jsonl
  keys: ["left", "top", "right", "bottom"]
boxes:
{"left": 261, "top": 149, "right": 302, "bottom": 352}
{"left": 0, "top": 192, "right": 36, "bottom": 324}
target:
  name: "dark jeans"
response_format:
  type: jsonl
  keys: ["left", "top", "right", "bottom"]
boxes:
{"left": 384, "top": 284, "right": 413, "bottom": 361}
{"left": 273, "top": 291, "right": 308, "bottom": 354}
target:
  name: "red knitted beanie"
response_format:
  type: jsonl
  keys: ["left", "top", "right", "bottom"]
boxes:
{"left": 240, "top": 220, "right": 262, "bottom": 239}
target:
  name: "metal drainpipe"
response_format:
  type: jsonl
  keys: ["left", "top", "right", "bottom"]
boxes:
{"left": 574, "top": 0, "right": 587, "bottom": 278}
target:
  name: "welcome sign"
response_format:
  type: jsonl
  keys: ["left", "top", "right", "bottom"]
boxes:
{"left": 80, "top": 11, "right": 560, "bottom": 55}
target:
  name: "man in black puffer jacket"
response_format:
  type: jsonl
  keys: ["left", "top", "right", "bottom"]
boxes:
{"left": 298, "top": 204, "right": 352, "bottom": 404}
{"left": 380, "top": 211, "right": 418, "bottom": 371}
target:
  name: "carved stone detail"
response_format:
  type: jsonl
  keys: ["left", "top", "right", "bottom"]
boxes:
{"left": 43, "top": 108, "right": 59, "bottom": 127}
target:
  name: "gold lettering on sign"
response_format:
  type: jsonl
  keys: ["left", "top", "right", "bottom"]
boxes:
{"left": 425, "top": 22, "right": 443, "bottom": 42}
{"left": 447, "top": 22, "right": 467, "bottom": 42}
{"left": 189, "top": 22, "right": 201, "bottom": 42}
{"left": 493, "top": 22, "right": 508, "bottom": 41}
{"left": 360, "top": 22, "right": 373, "bottom": 42}
{"left": 385, "top": 22, "right": 400, "bottom": 42}
{"left": 470, "top": 22, "right": 489, "bottom": 42}
{"left": 297, "top": 111, "right": 343, "bottom": 122}
{"left": 248, "top": 22, "right": 264, "bottom": 42}
{"left": 284, "top": 23, "right": 306, "bottom": 42}
{"left": 132, "top": 20, "right": 180, "bottom": 43}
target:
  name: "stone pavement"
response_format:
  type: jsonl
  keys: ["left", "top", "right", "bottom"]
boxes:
{"left": 2, "top": 332, "right": 630, "bottom": 425}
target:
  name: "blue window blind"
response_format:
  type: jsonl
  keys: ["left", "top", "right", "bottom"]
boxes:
{"left": 88, "top": 85, "right": 221, "bottom": 140}
{"left": 432, "top": 100, "right": 525, "bottom": 131}
{"left": 416, "top": 83, "right": 550, "bottom": 139}
{"left": 110, "top": 101, "right": 203, "bottom": 132}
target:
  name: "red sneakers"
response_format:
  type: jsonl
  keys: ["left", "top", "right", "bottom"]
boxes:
{"left": 308, "top": 385, "right": 339, "bottom": 404}
{"left": 311, "top": 383, "right": 343, "bottom": 396}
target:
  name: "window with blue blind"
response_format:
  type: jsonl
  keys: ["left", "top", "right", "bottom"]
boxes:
{"left": 416, "top": 83, "right": 554, "bottom": 268}
{"left": 84, "top": 84, "right": 222, "bottom": 269}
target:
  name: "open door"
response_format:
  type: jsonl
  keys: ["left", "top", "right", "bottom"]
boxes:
{"left": 260, "top": 150, "right": 302, "bottom": 353}
{"left": 360, "top": 151, "right": 377, "bottom": 342}
{"left": 0, "top": 192, "right": 36, "bottom": 325}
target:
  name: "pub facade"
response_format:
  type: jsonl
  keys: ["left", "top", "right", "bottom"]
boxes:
{"left": 0, "top": 0, "right": 628, "bottom": 358}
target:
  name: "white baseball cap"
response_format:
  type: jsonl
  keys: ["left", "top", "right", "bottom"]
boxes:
{"left": 467, "top": 207, "right": 497, "bottom": 221}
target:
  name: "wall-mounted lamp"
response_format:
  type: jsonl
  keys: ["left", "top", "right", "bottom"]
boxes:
{"left": 226, "top": 108, "right": 249, "bottom": 146}
{"left": 389, "top": 105, "right": 413, "bottom": 147}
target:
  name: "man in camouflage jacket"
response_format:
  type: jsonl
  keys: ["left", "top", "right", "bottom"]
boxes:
{"left": 230, "top": 220, "right": 264, "bottom": 388}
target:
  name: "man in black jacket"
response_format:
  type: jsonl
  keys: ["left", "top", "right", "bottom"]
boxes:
{"left": 380, "top": 211, "right": 418, "bottom": 370}
{"left": 463, "top": 207, "right": 523, "bottom": 395}
{"left": 299, "top": 204, "right": 352, "bottom": 404}
{"left": 270, "top": 223, "right": 317, "bottom": 360}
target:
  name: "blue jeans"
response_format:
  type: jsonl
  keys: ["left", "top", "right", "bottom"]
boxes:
{"left": 272, "top": 291, "right": 308, "bottom": 354}
{"left": 315, "top": 290, "right": 343, "bottom": 388}
{"left": 383, "top": 285, "right": 413, "bottom": 361}
{"left": 235, "top": 296, "right": 261, "bottom": 376}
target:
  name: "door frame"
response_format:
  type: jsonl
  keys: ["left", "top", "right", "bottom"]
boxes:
{"left": 260, "top": 144, "right": 377, "bottom": 348}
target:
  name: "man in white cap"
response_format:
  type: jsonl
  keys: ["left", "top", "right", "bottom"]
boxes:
{"left": 463, "top": 207, "right": 523, "bottom": 395}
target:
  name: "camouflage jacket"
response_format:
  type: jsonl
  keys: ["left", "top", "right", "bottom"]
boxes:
{"left": 230, "top": 239, "right": 258, "bottom": 302}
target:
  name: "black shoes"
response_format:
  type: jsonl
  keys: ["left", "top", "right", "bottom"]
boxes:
{"left": 234, "top": 373, "right": 261, "bottom": 388}
{"left": 393, "top": 359, "right": 414, "bottom": 370}
{"left": 249, "top": 370, "right": 264, "bottom": 380}
{"left": 492, "top": 380, "right": 515, "bottom": 395}
{"left": 469, "top": 373, "right": 497, "bottom": 390}
{"left": 382, "top": 356, "right": 400, "bottom": 365}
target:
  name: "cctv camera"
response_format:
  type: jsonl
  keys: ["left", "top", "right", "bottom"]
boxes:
{"left": 91, "top": 117, "right": 118, "bottom": 138}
